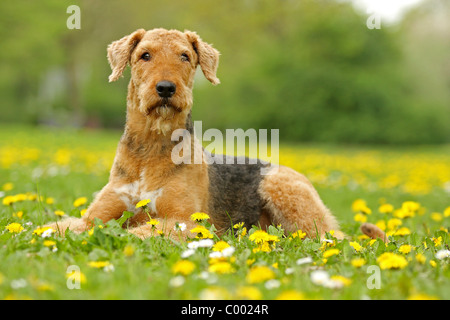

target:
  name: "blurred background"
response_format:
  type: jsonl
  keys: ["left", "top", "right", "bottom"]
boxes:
{"left": 0, "top": 0, "right": 449, "bottom": 144}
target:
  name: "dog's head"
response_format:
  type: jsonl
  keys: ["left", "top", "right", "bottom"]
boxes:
{"left": 107, "top": 28, "right": 220, "bottom": 134}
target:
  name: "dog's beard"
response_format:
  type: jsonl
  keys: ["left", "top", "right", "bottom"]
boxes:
{"left": 143, "top": 99, "right": 185, "bottom": 135}
{"left": 146, "top": 99, "right": 182, "bottom": 120}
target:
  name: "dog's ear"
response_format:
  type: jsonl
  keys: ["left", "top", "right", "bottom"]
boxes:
{"left": 185, "top": 31, "right": 220, "bottom": 85}
{"left": 107, "top": 29, "right": 146, "bottom": 82}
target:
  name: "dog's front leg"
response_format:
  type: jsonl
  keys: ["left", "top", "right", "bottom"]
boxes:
{"left": 45, "top": 183, "right": 128, "bottom": 236}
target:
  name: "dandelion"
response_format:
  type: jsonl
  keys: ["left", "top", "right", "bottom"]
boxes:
{"left": 208, "top": 261, "right": 235, "bottom": 274}
{"left": 431, "top": 212, "right": 443, "bottom": 222}
{"left": 377, "top": 252, "right": 408, "bottom": 270}
{"left": 236, "top": 286, "right": 262, "bottom": 300}
{"left": 246, "top": 266, "right": 276, "bottom": 284}
{"left": 73, "top": 197, "right": 88, "bottom": 208}
{"left": 146, "top": 219, "right": 159, "bottom": 227}
{"left": 276, "top": 290, "right": 305, "bottom": 300}
{"left": 13, "top": 211, "right": 23, "bottom": 219}
{"left": 415, "top": 253, "right": 426, "bottom": 264}
{"left": 431, "top": 236, "right": 442, "bottom": 247}
{"left": 323, "top": 249, "right": 340, "bottom": 258}
{"left": 2, "top": 182, "right": 14, "bottom": 191}
{"left": 444, "top": 206, "right": 450, "bottom": 218}
{"left": 379, "top": 203, "right": 394, "bottom": 214}
{"left": 349, "top": 241, "right": 363, "bottom": 252}
{"left": 172, "top": 260, "right": 196, "bottom": 276}
{"left": 135, "top": 199, "right": 151, "bottom": 208}
{"left": 351, "top": 258, "right": 366, "bottom": 268}
{"left": 393, "top": 227, "right": 411, "bottom": 236}
{"left": 290, "top": 230, "right": 306, "bottom": 239}
{"left": 212, "top": 241, "right": 230, "bottom": 252}
{"left": 43, "top": 240, "right": 56, "bottom": 247}
{"left": 123, "top": 244, "right": 135, "bottom": 257}
{"left": 2, "top": 195, "right": 16, "bottom": 206}
{"left": 5, "top": 222, "right": 24, "bottom": 233}
{"left": 66, "top": 270, "right": 87, "bottom": 284}
{"left": 330, "top": 275, "right": 352, "bottom": 287}
{"left": 353, "top": 213, "right": 367, "bottom": 223}
{"left": 387, "top": 218, "right": 402, "bottom": 230}
{"left": 54, "top": 210, "right": 65, "bottom": 217}
{"left": 88, "top": 261, "right": 112, "bottom": 269}
{"left": 190, "top": 212, "right": 210, "bottom": 222}
{"left": 399, "top": 244, "right": 412, "bottom": 254}
{"left": 190, "top": 225, "right": 213, "bottom": 239}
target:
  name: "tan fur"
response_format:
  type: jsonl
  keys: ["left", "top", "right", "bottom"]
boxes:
{"left": 259, "top": 166, "right": 342, "bottom": 239}
{"left": 43, "top": 28, "right": 381, "bottom": 243}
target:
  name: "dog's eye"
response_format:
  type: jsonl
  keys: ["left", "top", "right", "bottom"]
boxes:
{"left": 181, "top": 53, "right": 190, "bottom": 62}
{"left": 141, "top": 52, "right": 151, "bottom": 61}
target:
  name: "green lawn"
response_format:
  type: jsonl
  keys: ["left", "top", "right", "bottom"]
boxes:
{"left": 0, "top": 125, "right": 449, "bottom": 300}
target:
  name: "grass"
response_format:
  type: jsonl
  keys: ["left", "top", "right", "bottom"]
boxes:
{"left": 0, "top": 124, "right": 449, "bottom": 300}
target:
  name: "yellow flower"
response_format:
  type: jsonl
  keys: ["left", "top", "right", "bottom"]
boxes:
{"left": 352, "top": 199, "right": 367, "bottom": 212}
{"left": 212, "top": 241, "right": 230, "bottom": 252}
{"left": 407, "top": 293, "right": 438, "bottom": 300}
{"left": 13, "top": 211, "right": 23, "bottom": 219}
{"left": 135, "top": 199, "right": 151, "bottom": 208}
{"left": 351, "top": 258, "right": 366, "bottom": 268}
{"left": 190, "top": 225, "right": 213, "bottom": 239}
{"left": 349, "top": 241, "right": 363, "bottom": 252}
{"left": 208, "top": 261, "right": 235, "bottom": 274}
{"left": 379, "top": 203, "right": 394, "bottom": 214}
{"left": 415, "top": 253, "right": 426, "bottom": 264}
{"left": 5, "top": 222, "right": 24, "bottom": 233}
{"left": 66, "top": 270, "right": 87, "bottom": 284}
{"left": 73, "top": 197, "right": 88, "bottom": 207}
{"left": 235, "top": 286, "right": 262, "bottom": 300}
{"left": 431, "top": 212, "right": 443, "bottom": 222}
{"left": 276, "top": 290, "right": 305, "bottom": 300}
{"left": 2, "top": 182, "right": 14, "bottom": 191}
{"left": 80, "top": 209, "right": 87, "bottom": 217}
{"left": 233, "top": 222, "right": 244, "bottom": 229}
{"left": 246, "top": 266, "right": 275, "bottom": 284}
{"left": 2, "top": 196, "right": 16, "bottom": 206}
{"left": 330, "top": 275, "right": 352, "bottom": 287}
{"left": 387, "top": 218, "right": 402, "bottom": 230}
{"left": 54, "top": 210, "right": 65, "bottom": 217}
{"left": 172, "top": 260, "right": 195, "bottom": 276}
{"left": 323, "top": 249, "right": 340, "bottom": 258}
{"left": 190, "top": 212, "right": 210, "bottom": 222}
{"left": 123, "top": 245, "right": 135, "bottom": 257}
{"left": 45, "top": 197, "right": 54, "bottom": 205}
{"left": 431, "top": 236, "right": 442, "bottom": 247}
{"left": 375, "top": 220, "right": 386, "bottom": 231}
{"left": 429, "top": 260, "right": 437, "bottom": 268}
{"left": 399, "top": 244, "right": 412, "bottom": 254}
{"left": 393, "top": 227, "right": 411, "bottom": 236}
{"left": 43, "top": 240, "right": 56, "bottom": 247}
{"left": 249, "top": 230, "right": 270, "bottom": 244}
{"left": 377, "top": 252, "right": 408, "bottom": 270}
{"left": 88, "top": 261, "right": 111, "bottom": 269}
{"left": 353, "top": 213, "right": 367, "bottom": 223}
{"left": 146, "top": 219, "right": 160, "bottom": 227}
{"left": 32, "top": 226, "right": 52, "bottom": 236}
{"left": 290, "top": 230, "right": 306, "bottom": 239}
{"left": 444, "top": 206, "right": 450, "bottom": 218}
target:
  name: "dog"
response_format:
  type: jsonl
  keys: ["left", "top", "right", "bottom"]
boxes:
{"left": 46, "top": 28, "right": 385, "bottom": 242}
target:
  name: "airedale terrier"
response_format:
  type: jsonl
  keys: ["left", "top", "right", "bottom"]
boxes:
{"left": 46, "top": 28, "right": 385, "bottom": 241}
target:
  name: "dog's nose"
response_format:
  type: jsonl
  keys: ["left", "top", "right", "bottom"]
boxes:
{"left": 156, "top": 81, "right": 176, "bottom": 98}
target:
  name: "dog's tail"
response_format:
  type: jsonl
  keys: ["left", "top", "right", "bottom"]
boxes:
{"left": 360, "top": 223, "right": 389, "bottom": 242}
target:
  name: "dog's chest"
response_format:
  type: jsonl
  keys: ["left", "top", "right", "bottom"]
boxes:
{"left": 113, "top": 169, "right": 163, "bottom": 214}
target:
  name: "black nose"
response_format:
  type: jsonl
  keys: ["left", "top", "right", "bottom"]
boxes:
{"left": 156, "top": 81, "right": 176, "bottom": 98}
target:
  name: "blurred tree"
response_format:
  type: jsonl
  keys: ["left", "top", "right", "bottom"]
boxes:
{"left": 0, "top": 0, "right": 448, "bottom": 144}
